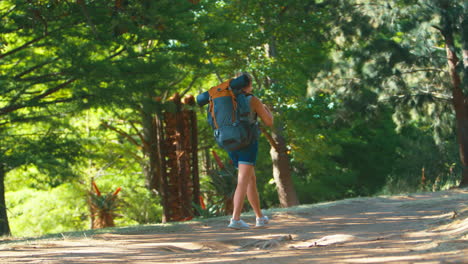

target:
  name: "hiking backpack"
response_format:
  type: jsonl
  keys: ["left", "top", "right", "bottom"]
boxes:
{"left": 196, "top": 76, "right": 259, "bottom": 152}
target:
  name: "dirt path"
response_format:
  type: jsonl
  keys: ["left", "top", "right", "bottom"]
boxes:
{"left": 1, "top": 189, "right": 467, "bottom": 264}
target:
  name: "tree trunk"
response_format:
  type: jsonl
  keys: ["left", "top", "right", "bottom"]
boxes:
{"left": 459, "top": 3, "right": 468, "bottom": 186}
{"left": 157, "top": 111, "right": 171, "bottom": 223}
{"left": 89, "top": 177, "right": 95, "bottom": 229}
{"left": 164, "top": 94, "right": 185, "bottom": 221}
{"left": 176, "top": 95, "right": 193, "bottom": 219}
{"left": 142, "top": 99, "right": 170, "bottom": 222}
{"left": 187, "top": 96, "right": 201, "bottom": 211}
{"left": 203, "top": 148, "right": 212, "bottom": 173}
{"left": 263, "top": 126, "right": 300, "bottom": 207}
{"left": 441, "top": 4, "right": 468, "bottom": 186}
{"left": 92, "top": 212, "right": 115, "bottom": 229}
{"left": 0, "top": 165, "right": 11, "bottom": 236}
{"left": 160, "top": 93, "right": 199, "bottom": 221}
{"left": 262, "top": 33, "right": 300, "bottom": 207}
{"left": 154, "top": 112, "right": 171, "bottom": 222}
{"left": 141, "top": 94, "right": 199, "bottom": 222}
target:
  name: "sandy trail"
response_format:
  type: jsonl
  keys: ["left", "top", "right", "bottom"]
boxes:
{"left": 1, "top": 188, "right": 467, "bottom": 264}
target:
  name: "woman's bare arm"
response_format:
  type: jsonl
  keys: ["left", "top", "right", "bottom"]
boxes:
{"left": 251, "top": 96, "right": 274, "bottom": 127}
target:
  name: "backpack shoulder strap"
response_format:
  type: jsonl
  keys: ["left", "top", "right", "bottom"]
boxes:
{"left": 245, "top": 94, "right": 258, "bottom": 123}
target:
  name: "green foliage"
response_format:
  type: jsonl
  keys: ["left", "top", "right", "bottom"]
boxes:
{"left": 192, "top": 201, "right": 225, "bottom": 219}
{"left": 206, "top": 166, "right": 237, "bottom": 200}
{"left": 82, "top": 155, "right": 163, "bottom": 226}
{"left": 0, "top": 117, "right": 84, "bottom": 192}
{"left": 196, "top": 152, "right": 236, "bottom": 217}
{"left": 277, "top": 93, "right": 384, "bottom": 201}
{"left": 1, "top": 0, "right": 464, "bottom": 237}
{"left": 6, "top": 183, "right": 87, "bottom": 237}
{"left": 89, "top": 190, "right": 120, "bottom": 215}
{"left": 384, "top": 123, "right": 460, "bottom": 194}
{"left": 118, "top": 186, "right": 163, "bottom": 225}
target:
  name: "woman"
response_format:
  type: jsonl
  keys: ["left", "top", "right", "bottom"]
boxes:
{"left": 227, "top": 73, "right": 274, "bottom": 229}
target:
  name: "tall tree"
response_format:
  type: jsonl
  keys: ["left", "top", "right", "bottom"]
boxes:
{"left": 0, "top": 0, "right": 206, "bottom": 233}
{"left": 0, "top": 163, "right": 8, "bottom": 235}
{"left": 0, "top": 0, "right": 91, "bottom": 235}
{"left": 0, "top": 120, "right": 83, "bottom": 235}
{"left": 244, "top": 0, "right": 332, "bottom": 206}
{"left": 202, "top": 0, "right": 342, "bottom": 206}
{"left": 436, "top": 1, "right": 468, "bottom": 186}
{"left": 306, "top": 0, "right": 466, "bottom": 188}
{"left": 89, "top": 0, "right": 209, "bottom": 221}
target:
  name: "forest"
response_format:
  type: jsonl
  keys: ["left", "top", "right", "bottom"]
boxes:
{"left": 1, "top": 0, "right": 467, "bottom": 238}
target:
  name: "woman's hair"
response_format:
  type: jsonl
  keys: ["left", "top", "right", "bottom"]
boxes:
{"left": 241, "top": 72, "right": 253, "bottom": 87}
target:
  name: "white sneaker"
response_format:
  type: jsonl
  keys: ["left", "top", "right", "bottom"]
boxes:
{"left": 256, "top": 215, "right": 269, "bottom": 227}
{"left": 228, "top": 219, "right": 250, "bottom": 229}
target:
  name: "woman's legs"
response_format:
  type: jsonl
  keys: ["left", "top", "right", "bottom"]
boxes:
{"left": 246, "top": 170, "right": 263, "bottom": 218}
{"left": 232, "top": 164, "right": 253, "bottom": 220}
{"left": 232, "top": 164, "right": 263, "bottom": 220}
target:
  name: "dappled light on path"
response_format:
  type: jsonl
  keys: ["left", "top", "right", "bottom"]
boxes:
{"left": 1, "top": 188, "right": 467, "bottom": 263}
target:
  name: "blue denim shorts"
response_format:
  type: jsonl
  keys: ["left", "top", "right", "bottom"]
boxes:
{"left": 227, "top": 141, "right": 258, "bottom": 168}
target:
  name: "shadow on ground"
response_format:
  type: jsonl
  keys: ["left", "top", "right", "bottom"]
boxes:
{"left": 1, "top": 188, "right": 467, "bottom": 264}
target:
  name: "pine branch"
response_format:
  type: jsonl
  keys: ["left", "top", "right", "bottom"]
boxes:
{"left": 208, "top": 58, "right": 223, "bottom": 83}
{"left": 13, "top": 58, "right": 59, "bottom": 80}
{"left": 351, "top": 3, "right": 391, "bottom": 8}
{"left": 0, "top": 35, "right": 47, "bottom": 60}
{"left": 32, "top": 78, "right": 76, "bottom": 101}
{"left": 128, "top": 120, "right": 146, "bottom": 147}
{"left": 6, "top": 96, "right": 84, "bottom": 118}
{"left": 107, "top": 47, "right": 126, "bottom": 60}
{"left": 0, "top": 131, "right": 78, "bottom": 137}
{"left": 0, "top": 110, "right": 76, "bottom": 125}
{"left": 1, "top": 2, "right": 90, "bottom": 61}
{"left": 101, "top": 122, "right": 141, "bottom": 147}
{"left": 16, "top": 72, "right": 64, "bottom": 83}
{"left": 0, "top": 79, "right": 76, "bottom": 115}
{"left": 128, "top": 151, "right": 145, "bottom": 164}
{"left": 35, "top": 97, "right": 80, "bottom": 106}
{"left": 169, "top": 73, "right": 189, "bottom": 87}
{"left": 0, "top": 4, "right": 19, "bottom": 20}
{"left": 4, "top": 85, "right": 31, "bottom": 110}
{"left": 6, "top": 48, "right": 125, "bottom": 112}
{"left": 401, "top": 68, "right": 446, "bottom": 74}
{"left": 381, "top": 92, "right": 452, "bottom": 103}
{"left": 94, "top": 155, "right": 123, "bottom": 179}
{"left": 180, "top": 76, "right": 199, "bottom": 97}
